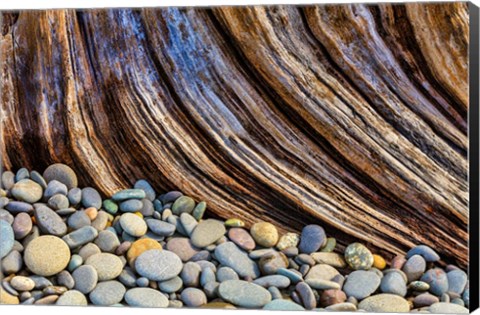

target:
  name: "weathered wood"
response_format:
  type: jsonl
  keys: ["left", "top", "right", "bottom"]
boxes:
{"left": 0, "top": 3, "right": 469, "bottom": 267}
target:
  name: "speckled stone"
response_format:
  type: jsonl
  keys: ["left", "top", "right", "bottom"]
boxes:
{"left": 11, "top": 179, "right": 43, "bottom": 203}
{"left": 298, "top": 225, "right": 326, "bottom": 254}
{"left": 85, "top": 253, "right": 123, "bottom": 281}
{"left": 276, "top": 232, "right": 300, "bottom": 251}
{"left": 250, "top": 222, "right": 278, "bottom": 248}
{"left": 218, "top": 280, "right": 271, "bottom": 308}
{"left": 344, "top": 243, "right": 374, "bottom": 270}
{"left": 72, "top": 265, "right": 98, "bottom": 294}
{"left": 343, "top": 270, "right": 381, "bottom": 300}
{"left": 43, "top": 163, "right": 78, "bottom": 189}
{"left": 89, "top": 281, "right": 126, "bottom": 306}
{"left": 10, "top": 276, "right": 35, "bottom": 291}
{"left": 120, "top": 213, "right": 147, "bottom": 237}
{"left": 56, "top": 290, "right": 87, "bottom": 306}
{"left": 34, "top": 205, "right": 67, "bottom": 236}
{"left": 190, "top": 219, "right": 226, "bottom": 248}
{"left": 214, "top": 242, "right": 260, "bottom": 279}
{"left": 311, "top": 252, "right": 347, "bottom": 268}
{"left": 135, "top": 249, "right": 183, "bottom": 281}
{"left": 358, "top": 294, "right": 410, "bottom": 312}
{"left": 421, "top": 268, "right": 449, "bottom": 296}
{"left": 0, "top": 220, "right": 15, "bottom": 259}
{"left": 127, "top": 238, "right": 162, "bottom": 266}
{"left": 24, "top": 236, "right": 70, "bottom": 276}
{"left": 125, "top": 287, "right": 169, "bottom": 307}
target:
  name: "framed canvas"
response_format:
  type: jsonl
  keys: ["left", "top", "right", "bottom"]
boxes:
{"left": 0, "top": 1, "right": 479, "bottom": 313}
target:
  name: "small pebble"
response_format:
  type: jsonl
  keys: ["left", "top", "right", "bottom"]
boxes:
{"left": 89, "top": 280, "right": 126, "bottom": 306}
{"left": 250, "top": 222, "right": 278, "bottom": 248}
{"left": 135, "top": 249, "right": 183, "bottom": 281}
{"left": 344, "top": 242, "right": 374, "bottom": 270}
{"left": 218, "top": 280, "right": 271, "bottom": 308}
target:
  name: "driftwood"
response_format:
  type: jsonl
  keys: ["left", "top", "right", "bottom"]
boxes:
{"left": 0, "top": 3, "right": 469, "bottom": 267}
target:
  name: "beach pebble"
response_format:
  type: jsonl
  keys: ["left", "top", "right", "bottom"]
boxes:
{"left": 263, "top": 299, "right": 305, "bottom": 311}
{"left": 85, "top": 253, "right": 123, "bottom": 281}
{"left": 181, "top": 288, "right": 207, "bottom": 307}
{"left": 191, "top": 219, "right": 225, "bottom": 248}
{"left": 447, "top": 269, "right": 468, "bottom": 294}
{"left": 319, "top": 289, "right": 347, "bottom": 307}
{"left": 5, "top": 201, "right": 34, "bottom": 214}
{"left": 24, "top": 236, "right": 70, "bottom": 276}
{"left": 406, "top": 245, "right": 440, "bottom": 262}
{"left": 358, "top": 294, "right": 410, "bottom": 312}
{"left": 305, "top": 279, "right": 341, "bottom": 290}
{"left": 250, "top": 222, "right": 278, "bottom": 248}
{"left": 421, "top": 268, "right": 449, "bottom": 296}
{"left": 127, "top": 238, "right": 162, "bottom": 266}
{"left": 217, "top": 267, "right": 239, "bottom": 282}
{"left": 380, "top": 270, "right": 407, "bottom": 296}
{"left": 56, "top": 290, "right": 87, "bottom": 306}
{"left": 296, "top": 281, "right": 316, "bottom": 309}
{"left": 158, "top": 276, "right": 183, "bottom": 293}
{"left": 428, "top": 302, "right": 468, "bottom": 314}
{"left": 62, "top": 226, "right": 98, "bottom": 248}
{"left": 120, "top": 213, "right": 147, "bottom": 237}
{"left": 403, "top": 254, "right": 426, "bottom": 282}
{"left": 57, "top": 270, "right": 75, "bottom": 289}
{"left": 166, "top": 237, "right": 199, "bottom": 262}
{"left": 179, "top": 213, "right": 197, "bottom": 236}
{"left": 172, "top": 196, "right": 195, "bottom": 215}
{"left": 276, "top": 232, "right": 300, "bottom": 251}
{"left": 94, "top": 230, "right": 120, "bottom": 253}
{"left": 89, "top": 281, "right": 126, "bottom": 306}
{"left": 344, "top": 243, "right": 374, "bottom": 270}
{"left": 298, "top": 224, "right": 326, "bottom": 253}
{"left": 253, "top": 275, "right": 291, "bottom": 288}
{"left": 34, "top": 206, "right": 67, "bottom": 236}
{"left": 311, "top": 252, "right": 347, "bottom": 268}
{"left": 78, "top": 243, "right": 101, "bottom": 261}
{"left": 11, "top": 179, "right": 43, "bottom": 203}
{"left": 1, "top": 250, "right": 23, "bottom": 274}
{"left": 181, "top": 262, "right": 202, "bottom": 287}
{"left": 305, "top": 264, "right": 340, "bottom": 281}
{"left": 44, "top": 180, "right": 68, "bottom": 199}
{"left": 414, "top": 293, "right": 439, "bottom": 307}
{"left": 135, "top": 249, "right": 183, "bottom": 281}
{"left": 67, "top": 188, "right": 82, "bottom": 206}
{"left": 343, "top": 270, "right": 381, "bottom": 300}
{"left": 125, "top": 287, "right": 169, "bottom": 307}
{"left": 120, "top": 199, "right": 143, "bottom": 212}
{"left": 134, "top": 180, "right": 156, "bottom": 202}
{"left": 0, "top": 220, "right": 15, "bottom": 259}
{"left": 218, "top": 280, "right": 271, "bottom": 308}
{"left": 112, "top": 189, "right": 146, "bottom": 202}
{"left": 228, "top": 228, "right": 255, "bottom": 251}
{"left": 72, "top": 265, "right": 98, "bottom": 294}
{"left": 43, "top": 163, "right": 78, "bottom": 189}
{"left": 67, "top": 211, "right": 91, "bottom": 230}
{"left": 259, "top": 251, "right": 288, "bottom": 275}
{"left": 10, "top": 276, "right": 35, "bottom": 291}
{"left": 214, "top": 242, "right": 260, "bottom": 279}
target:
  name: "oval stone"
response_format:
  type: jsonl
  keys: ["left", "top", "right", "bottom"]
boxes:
{"left": 89, "top": 281, "right": 126, "bottom": 306}
{"left": 250, "top": 222, "right": 278, "bottom": 248}
{"left": 344, "top": 243, "right": 374, "bottom": 270}
{"left": 421, "top": 268, "right": 449, "bottom": 296}
{"left": 85, "top": 253, "right": 123, "bottom": 281}
{"left": 120, "top": 199, "right": 143, "bottom": 212}
{"left": 112, "top": 189, "right": 146, "bottom": 202}
{"left": 429, "top": 302, "right": 469, "bottom": 314}
{"left": 298, "top": 224, "right": 326, "bottom": 254}
{"left": 24, "top": 236, "right": 70, "bottom": 276}
{"left": 343, "top": 270, "right": 381, "bottom": 300}
{"left": 181, "top": 287, "right": 207, "bottom": 307}
{"left": 402, "top": 254, "right": 426, "bottom": 283}
{"left": 218, "top": 280, "right": 272, "bottom": 308}
{"left": 34, "top": 206, "right": 67, "bottom": 236}
{"left": 11, "top": 179, "right": 43, "bottom": 203}
{"left": 406, "top": 245, "right": 440, "bottom": 262}
{"left": 72, "top": 265, "right": 98, "bottom": 294}
{"left": 135, "top": 249, "right": 183, "bottom": 281}
{"left": 358, "top": 294, "right": 410, "bottom": 312}
{"left": 127, "top": 238, "right": 162, "bottom": 266}
{"left": 263, "top": 299, "right": 305, "bottom": 311}
{"left": 125, "top": 287, "right": 169, "bottom": 308}
{"left": 447, "top": 269, "right": 468, "bottom": 294}
{"left": 43, "top": 163, "right": 78, "bottom": 189}
{"left": 56, "top": 290, "right": 87, "bottom": 306}
{"left": 172, "top": 196, "right": 195, "bottom": 215}
{"left": 0, "top": 220, "right": 14, "bottom": 258}
{"left": 62, "top": 226, "right": 98, "bottom": 248}
{"left": 191, "top": 219, "right": 225, "bottom": 248}
{"left": 380, "top": 270, "right": 407, "bottom": 296}
{"left": 214, "top": 242, "right": 260, "bottom": 279}
{"left": 228, "top": 228, "right": 256, "bottom": 251}
{"left": 134, "top": 180, "right": 156, "bottom": 202}
{"left": 81, "top": 187, "right": 102, "bottom": 209}
{"left": 146, "top": 219, "right": 176, "bottom": 237}
{"left": 120, "top": 213, "right": 147, "bottom": 237}
{"left": 253, "top": 275, "right": 291, "bottom": 288}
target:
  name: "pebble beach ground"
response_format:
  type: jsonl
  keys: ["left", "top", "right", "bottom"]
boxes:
{"left": 0, "top": 164, "right": 470, "bottom": 312}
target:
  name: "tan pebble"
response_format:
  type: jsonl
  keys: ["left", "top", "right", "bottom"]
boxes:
{"left": 250, "top": 222, "right": 278, "bottom": 248}
{"left": 84, "top": 207, "right": 98, "bottom": 220}
{"left": 127, "top": 238, "right": 162, "bottom": 266}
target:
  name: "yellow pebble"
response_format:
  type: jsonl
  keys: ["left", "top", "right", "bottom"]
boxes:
{"left": 373, "top": 254, "right": 386, "bottom": 270}
{"left": 134, "top": 212, "right": 143, "bottom": 218}
{"left": 225, "top": 218, "right": 245, "bottom": 227}
{"left": 85, "top": 207, "right": 98, "bottom": 220}
{"left": 105, "top": 221, "right": 112, "bottom": 228}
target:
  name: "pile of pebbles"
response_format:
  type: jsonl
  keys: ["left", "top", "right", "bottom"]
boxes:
{"left": 0, "top": 163, "right": 470, "bottom": 313}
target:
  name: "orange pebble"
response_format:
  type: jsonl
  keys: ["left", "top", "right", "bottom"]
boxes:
{"left": 85, "top": 207, "right": 98, "bottom": 220}
{"left": 31, "top": 216, "right": 36, "bottom": 224}
{"left": 373, "top": 254, "right": 387, "bottom": 270}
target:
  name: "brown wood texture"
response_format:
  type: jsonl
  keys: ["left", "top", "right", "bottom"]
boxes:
{"left": 0, "top": 3, "right": 469, "bottom": 267}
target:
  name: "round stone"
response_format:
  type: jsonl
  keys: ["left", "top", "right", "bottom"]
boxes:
{"left": 447, "top": 269, "right": 468, "bottom": 294}
{"left": 218, "top": 280, "right": 272, "bottom": 308}
{"left": 0, "top": 220, "right": 15, "bottom": 258}
{"left": 158, "top": 276, "right": 183, "bottom": 293}
{"left": 217, "top": 267, "right": 239, "bottom": 282}
{"left": 344, "top": 243, "right": 374, "bottom": 270}
{"left": 10, "top": 276, "right": 35, "bottom": 291}
{"left": 125, "top": 288, "right": 169, "bottom": 307}
{"left": 181, "top": 288, "right": 207, "bottom": 307}
{"left": 146, "top": 219, "right": 176, "bottom": 237}
{"left": 259, "top": 251, "right": 288, "bottom": 275}
{"left": 85, "top": 253, "right": 123, "bottom": 281}
{"left": 67, "top": 211, "right": 91, "bottom": 230}
{"left": 191, "top": 219, "right": 226, "bottom": 248}
{"left": 372, "top": 254, "right": 386, "bottom": 270}
{"left": 380, "top": 270, "right": 407, "bottom": 296}
{"left": 414, "top": 293, "right": 439, "bottom": 307}
{"left": 421, "top": 268, "right": 449, "bottom": 296}
{"left": 406, "top": 245, "right": 440, "bottom": 262}
{"left": 72, "top": 265, "right": 98, "bottom": 294}
{"left": 402, "top": 254, "right": 426, "bottom": 282}
{"left": 358, "top": 294, "right": 410, "bottom": 312}
{"left": 94, "top": 230, "right": 120, "bottom": 253}
{"left": 321, "top": 237, "right": 337, "bottom": 252}
{"left": 44, "top": 180, "right": 68, "bottom": 199}
{"left": 429, "top": 302, "right": 469, "bottom": 314}
{"left": 214, "top": 242, "right": 260, "bottom": 279}
{"left": 305, "top": 264, "right": 339, "bottom": 281}
{"left": 67, "top": 188, "right": 82, "bottom": 206}
{"left": 343, "top": 270, "right": 381, "bottom": 300}
{"left": 1, "top": 250, "right": 23, "bottom": 274}
{"left": 56, "top": 290, "right": 88, "bottom": 306}
{"left": 24, "top": 236, "right": 70, "bottom": 276}
{"left": 89, "top": 281, "right": 126, "bottom": 306}
{"left": 320, "top": 289, "right": 347, "bottom": 307}
{"left": 135, "top": 249, "right": 183, "bottom": 281}
{"left": 276, "top": 232, "right": 300, "bottom": 251}
{"left": 134, "top": 180, "right": 156, "bottom": 201}
{"left": 11, "top": 179, "right": 43, "bottom": 203}
{"left": 228, "top": 228, "right": 256, "bottom": 251}
{"left": 127, "top": 238, "right": 162, "bottom": 266}
{"left": 166, "top": 237, "right": 200, "bottom": 262}
{"left": 43, "top": 164, "right": 78, "bottom": 189}
{"left": 34, "top": 205, "right": 67, "bottom": 236}
{"left": 119, "top": 213, "right": 147, "bottom": 237}
{"left": 263, "top": 299, "right": 305, "bottom": 311}
{"left": 298, "top": 224, "right": 326, "bottom": 254}
{"left": 181, "top": 262, "right": 202, "bottom": 287}
{"left": 81, "top": 187, "right": 102, "bottom": 209}
{"left": 120, "top": 199, "right": 143, "bottom": 212}
{"left": 250, "top": 222, "right": 278, "bottom": 248}
{"left": 171, "top": 196, "right": 195, "bottom": 215}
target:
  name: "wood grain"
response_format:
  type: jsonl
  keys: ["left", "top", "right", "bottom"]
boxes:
{"left": 0, "top": 3, "right": 469, "bottom": 267}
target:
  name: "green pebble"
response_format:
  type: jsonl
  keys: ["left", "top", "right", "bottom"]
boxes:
{"left": 172, "top": 196, "right": 195, "bottom": 215}
{"left": 192, "top": 201, "right": 207, "bottom": 220}
{"left": 225, "top": 218, "right": 245, "bottom": 227}
{"left": 102, "top": 199, "right": 118, "bottom": 215}
{"left": 408, "top": 281, "right": 430, "bottom": 291}
{"left": 111, "top": 189, "right": 146, "bottom": 202}
{"left": 320, "top": 237, "right": 336, "bottom": 252}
